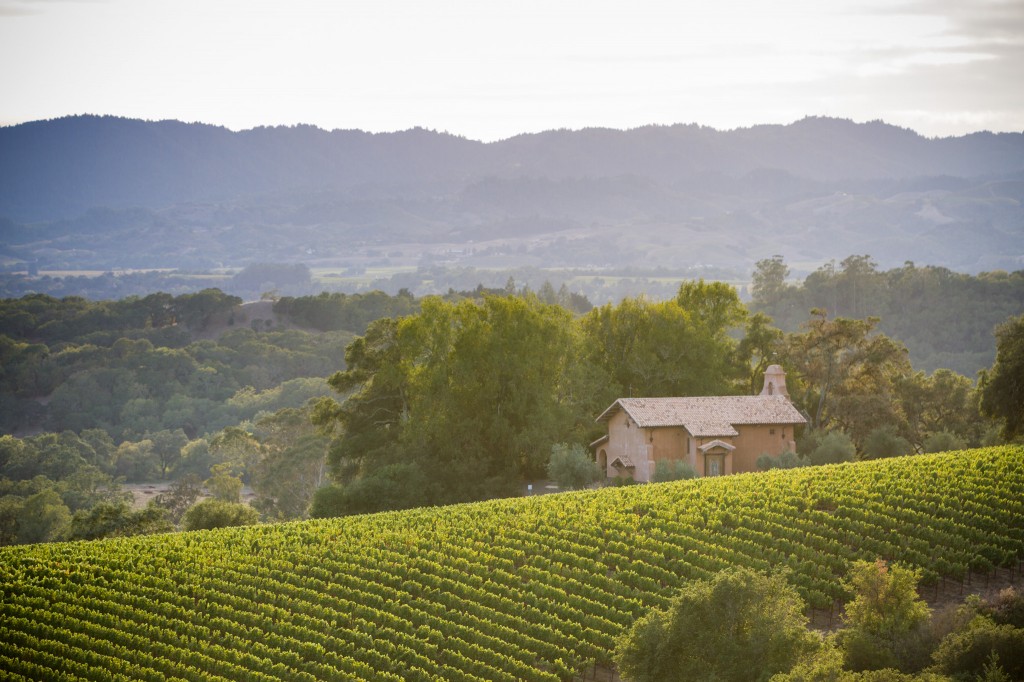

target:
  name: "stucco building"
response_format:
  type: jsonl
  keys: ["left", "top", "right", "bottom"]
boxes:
{"left": 592, "top": 365, "right": 806, "bottom": 482}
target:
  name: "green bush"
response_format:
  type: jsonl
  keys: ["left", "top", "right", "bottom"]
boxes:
{"left": 309, "top": 464, "right": 431, "bottom": 518}
{"left": 810, "top": 431, "right": 857, "bottom": 466}
{"left": 547, "top": 443, "right": 603, "bottom": 490}
{"left": 616, "top": 567, "right": 818, "bottom": 682}
{"left": 921, "top": 431, "right": 967, "bottom": 454}
{"left": 652, "top": 459, "right": 696, "bottom": 482}
{"left": 757, "top": 451, "right": 806, "bottom": 471}
{"left": 181, "top": 499, "right": 259, "bottom": 531}
{"left": 931, "top": 615, "right": 1024, "bottom": 680}
{"left": 862, "top": 426, "right": 913, "bottom": 460}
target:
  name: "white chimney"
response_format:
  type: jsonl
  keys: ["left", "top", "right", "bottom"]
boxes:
{"left": 760, "top": 364, "right": 790, "bottom": 398}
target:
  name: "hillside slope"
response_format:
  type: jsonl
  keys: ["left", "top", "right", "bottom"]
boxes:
{"left": 2, "top": 447, "right": 1023, "bottom": 681}
{"left": 2, "top": 116, "right": 1022, "bottom": 273}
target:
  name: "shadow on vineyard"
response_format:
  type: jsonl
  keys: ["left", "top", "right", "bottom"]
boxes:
{"left": 1, "top": 446, "right": 1023, "bottom": 681}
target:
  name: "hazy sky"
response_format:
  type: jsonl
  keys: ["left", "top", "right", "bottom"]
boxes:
{"left": 1, "top": 0, "right": 1022, "bottom": 140}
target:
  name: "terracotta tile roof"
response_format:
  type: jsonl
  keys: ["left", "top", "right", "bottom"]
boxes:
{"left": 597, "top": 396, "right": 806, "bottom": 433}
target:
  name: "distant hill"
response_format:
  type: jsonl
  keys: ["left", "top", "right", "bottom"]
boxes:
{"left": 1, "top": 115, "right": 1022, "bottom": 274}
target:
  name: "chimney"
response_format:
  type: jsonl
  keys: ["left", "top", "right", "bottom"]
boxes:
{"left": 760, "top": 365, "right": 790, "bottom": 398}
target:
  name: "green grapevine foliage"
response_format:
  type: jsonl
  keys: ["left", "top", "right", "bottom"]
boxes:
{"left": 1, "top": 447, "right": 1022, "bottom": 681}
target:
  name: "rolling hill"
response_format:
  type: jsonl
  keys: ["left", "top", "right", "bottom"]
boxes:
{"left": 2, "top": 446, "right": 1022, "bottom": 681}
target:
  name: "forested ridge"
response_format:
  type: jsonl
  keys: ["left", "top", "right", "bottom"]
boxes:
{"left": 3, "top": 116, "right": 1022, "bottom": 275}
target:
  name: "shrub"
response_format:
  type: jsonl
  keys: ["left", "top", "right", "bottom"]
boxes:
{"left": 862, "top": 426, "right": 913, "bottom": 460}
{"left": 985, "top": 587, "right": 1024, "bottom": 628}
{"left": 547, "top": 443, "right": 603, "bottom": 490}
{"left": 182, "top": 499, "right": 259, "bottom": 531}
{"left": 810, "top": 431, "right": 857, "bottom": 466}
{"left": 921, "top": 431, "right": 967, "bottom": 454}
{"left": 615, "top": 567, "right": 818, "bottom": 682}
{"left": 758, "top": 451, "right": 805, "bottom": 471}
{"left": 652, "top": 459, "right": 696, "bottom": 482}
{"left": 309, "top": 464, "right": 431, "bottom": 517}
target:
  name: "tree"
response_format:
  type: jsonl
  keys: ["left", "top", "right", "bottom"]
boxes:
{"left": 778, "top": 310, "right": 910, "bottom": 445}
{"left": 316, "top": 295, "right": 578, "bottom": 511}
{"left": 66, "top": 500, "right": 173, "bottom": 540}
{"left": 250, "top": 406, "right": 328, "bottom": 520}
{"left": 153, "top": 473, "right": 202, "bottom": 524}
{"left": 401, "top": 295, "right": 576, "bottom": 496}
{"left": 207, "top": 426, "right": 262, "bottom": 479}
{"left": 181, "top": 499, "right": 259, "bottom": 531}
{"left": 894, "top": 369, "right": 983, "bottom": 451}
{"left": 838, "top": 560, "right": 931, "bottom": 672}
{"left": 112, "top": 439, "right": 159, "bottom": 482}
{"left": 547, "top": 443, "right": 603, "bottom": 490}
{"left": 312, "top": 316, "right": 408, "bottom": 483}
{"left": 16, "top": 488, "right": 71, "bottom": 544}
{"left": 579, "top": 287, "right": 746, "bottom": 403}
{"left": 146, "top": 429, "right": 188, "bottom": 478}
{"left": 751, "top": 254, "right": 791, "bottom": 308}
{"left": 736, "top": 312, "right": 785, "bottom": 394}
{"left": 615, "top": 567, "right": 818, "bottom": 682}
{"left": 206, "top": 462, "right": 243, "bottom": 503}
{"left": 173, "top": 288, "right": 242, "bottom": 331}
{"left": 980, "top": 315, "right": 1024, "bottom": 441}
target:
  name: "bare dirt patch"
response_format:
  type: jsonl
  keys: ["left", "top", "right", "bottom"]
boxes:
{"left": 124, "top": 481, "right": 257, "bottom": 510}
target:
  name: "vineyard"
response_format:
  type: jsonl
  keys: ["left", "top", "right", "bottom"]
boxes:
{"left": 2, "top": 446, "right": 1023, "bottom": 681}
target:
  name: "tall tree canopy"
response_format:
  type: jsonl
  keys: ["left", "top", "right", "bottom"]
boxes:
{"left": 314, "top": 295, "right": 578, "bottom": 512}
{"left": 778, "top": 310, "right": 911, "bottom": 443}
{"left": 980, "top": 314, "right": 1024, "bottom": 440}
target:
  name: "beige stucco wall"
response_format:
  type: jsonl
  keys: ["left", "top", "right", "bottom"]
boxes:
{"left": 727, "top": 423, "right": 798, "bottom": 472}
{"left": 603, "top": 411, "right": 654, "bottom": 482}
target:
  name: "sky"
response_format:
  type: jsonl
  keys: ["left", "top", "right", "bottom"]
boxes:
{"left": 1, "top": 0, "right": 1022, "bottom": 141}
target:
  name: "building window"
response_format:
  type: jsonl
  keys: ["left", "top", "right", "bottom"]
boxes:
{"left": 770, "top": 428, "right": 776, "bottom": 436}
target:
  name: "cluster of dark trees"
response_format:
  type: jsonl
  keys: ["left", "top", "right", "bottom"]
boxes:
{"left": 2, "top": 260, "right": 1022, "bottom": 544}
{"left": 617, "top": 560, "right": 1024, "bottom": 681}
{"left": 308, "top": 277, "right": 1017, "bottom": 517}
{"left": 0, "top": 400, "right": 325, "bottom": 544}
{"left": 751, "top": 255, "right": 1024, "bottom": 376}
{"left": 0, "top": 290, "right": 351, "bottom": 439}
{"left": 0, "top": 288, "right": 370, "bottom": 544}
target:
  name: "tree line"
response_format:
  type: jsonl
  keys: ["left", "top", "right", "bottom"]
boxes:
{"left": 751, "top": 255, "right": 1024, "bottom": 376}
{"left": 1, "top": 269, "right": 1021, "bottom": 544}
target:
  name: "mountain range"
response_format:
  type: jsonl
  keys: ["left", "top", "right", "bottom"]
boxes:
{"left": 1, "top": 115, "right": 1022, "bottom": 275}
